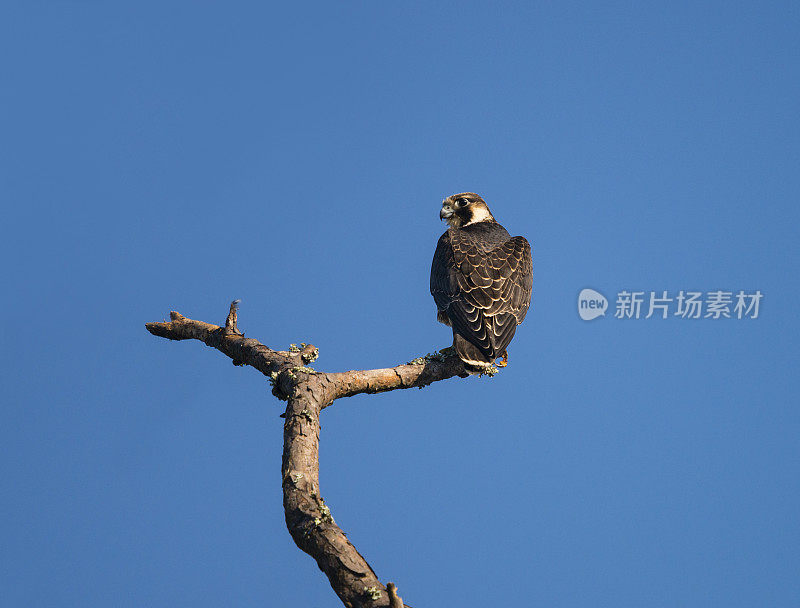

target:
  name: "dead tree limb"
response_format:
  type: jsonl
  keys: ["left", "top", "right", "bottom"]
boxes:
{"left": 146, "top": 301, "right": 467, "bottom": 607}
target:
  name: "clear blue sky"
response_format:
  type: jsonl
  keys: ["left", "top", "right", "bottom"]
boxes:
{"left": 2, "top": 2, "right": 798, "bottom": 606}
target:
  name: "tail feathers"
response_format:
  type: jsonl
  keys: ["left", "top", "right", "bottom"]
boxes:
{"left": 453, "top": 334, "right": 494, "bottom": 374}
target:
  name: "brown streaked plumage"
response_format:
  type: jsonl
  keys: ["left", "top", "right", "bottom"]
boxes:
{"left": 430, "top": 193, "right": 533, "bottom": 373}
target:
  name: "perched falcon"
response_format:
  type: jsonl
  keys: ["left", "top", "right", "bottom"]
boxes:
{"left": 430, "top": 193, "right": 533, "bottom": 373}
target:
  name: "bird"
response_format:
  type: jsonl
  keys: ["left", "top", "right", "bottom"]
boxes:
{"left": 430, "top": 193, "right": 533, "bottom": 373}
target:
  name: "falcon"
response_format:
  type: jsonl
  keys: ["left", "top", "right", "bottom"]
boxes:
{"left": 430, "top": 193, "right": 533, "bottom": 373}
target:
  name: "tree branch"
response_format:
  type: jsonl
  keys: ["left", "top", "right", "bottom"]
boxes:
{"left": 146, "top": 303, "right": 463, "bottom": 607}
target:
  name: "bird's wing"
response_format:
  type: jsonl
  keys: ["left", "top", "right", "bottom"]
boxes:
{"left": 431, "top": 229, "right": 532, "bottom": 359}
{"left": 430, "top": 230, "right": 459, "bottom": 313}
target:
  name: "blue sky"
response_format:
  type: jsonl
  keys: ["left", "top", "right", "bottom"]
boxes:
{"left": 2, "top": 2, "right": 798, "bottom": 606}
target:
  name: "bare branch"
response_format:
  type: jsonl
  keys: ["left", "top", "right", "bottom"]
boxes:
{"left": 145, "top": 308, "right": 309, "bottom": 378}
{"left": 387, "top": 582, "right": 405, "bottom": 608}
{"left": 146, "top": 305, "right": 469, "bottom": 606}
{"left": 282, "top": 389, "right": 390, "bottom": 607}
{"left": 225, "top": 299, "right": 242, "bottom": 334}
{"left": 325, "top": 353, "right": 467, "bottom": 403}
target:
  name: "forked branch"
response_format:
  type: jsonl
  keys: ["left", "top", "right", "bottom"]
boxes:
{"left": 146, "top": 301, "right": 466, "bottom": 607}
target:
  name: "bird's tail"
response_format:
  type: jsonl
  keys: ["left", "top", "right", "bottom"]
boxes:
{"left": 453, "top": 333, "right": 494, "bottom": 375}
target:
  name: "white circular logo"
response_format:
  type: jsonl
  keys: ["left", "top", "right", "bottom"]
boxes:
{"left": 578, "top": 288, "right": 608, "bottom": 321}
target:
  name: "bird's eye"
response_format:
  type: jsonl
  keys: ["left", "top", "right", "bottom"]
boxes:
{"left": 456, "top": 198, "right": 469, "bottom": 207}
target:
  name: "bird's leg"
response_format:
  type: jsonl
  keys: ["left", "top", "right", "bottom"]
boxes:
{"left": 496, "top": 350, "right": 508, "bottom": 367}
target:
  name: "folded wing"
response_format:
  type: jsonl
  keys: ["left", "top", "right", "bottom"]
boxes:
{"left": 431, "top": 229, "right": 533, "bottom": 361}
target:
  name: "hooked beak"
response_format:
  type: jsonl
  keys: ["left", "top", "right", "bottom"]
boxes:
{"left": 440, "top": 205, "right": 453, "bottom": 221}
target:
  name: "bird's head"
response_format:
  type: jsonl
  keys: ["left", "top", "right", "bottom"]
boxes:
{"left": 440, "top": 192, "right": 495, "bottom": 228}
